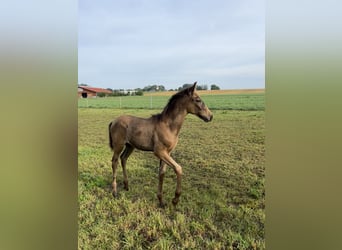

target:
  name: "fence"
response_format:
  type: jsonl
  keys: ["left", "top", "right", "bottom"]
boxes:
{"left": 78, "top": 93, "right": 265, "bottom": 111}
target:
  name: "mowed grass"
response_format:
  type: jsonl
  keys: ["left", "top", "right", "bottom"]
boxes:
{"left": 78, "top": 92, "right": 265, "bottom": 111}
{"left": 78, "top": 94, "right": 265, "bottom": 249}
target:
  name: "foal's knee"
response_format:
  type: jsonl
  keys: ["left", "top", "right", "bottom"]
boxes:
{"left": 174, "top": 165, "right": 183, "bottom": 176}
{"left": 120, "top": 154, "right": 125, "bottom": 162}
{"left": 112, "top": 155, "right": 119, "bottom": 163}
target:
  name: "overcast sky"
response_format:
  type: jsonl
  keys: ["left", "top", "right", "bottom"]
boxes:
{"left": 79, "top": 0, "right": 264, "bottom": 90}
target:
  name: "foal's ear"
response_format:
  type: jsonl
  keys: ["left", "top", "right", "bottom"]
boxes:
{"left": 188, "top": 81, "right": 197, "bottom": 95}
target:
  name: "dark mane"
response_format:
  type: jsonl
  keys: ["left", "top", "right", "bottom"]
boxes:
{"left": 151, "top": 87, "right": 190, "bottom": 120}
{"left": 162, "top": 88, "right": 190, "bottom": 114}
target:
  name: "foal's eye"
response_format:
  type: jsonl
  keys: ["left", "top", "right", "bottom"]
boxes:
{"left": 195, "top": 98, "right": 201, "bottom": 103}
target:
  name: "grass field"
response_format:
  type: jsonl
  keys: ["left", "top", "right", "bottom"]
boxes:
{"left": 78, "top": 92, "right": 265, "bottom": 249}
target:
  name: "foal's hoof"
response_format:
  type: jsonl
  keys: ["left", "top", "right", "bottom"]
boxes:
{"left": 112, "top": 191, "right": 118, "bottom": 198}
{"left": 123, "top": 181, "right": 129, "bottom": 191}
{"left": 159, "top": 202, "right": 167, "bottom": 209}
{"left": 172, "top": 198, "right": 179, "bottom": 206}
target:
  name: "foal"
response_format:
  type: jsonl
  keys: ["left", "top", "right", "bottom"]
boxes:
{"left": 108, "top": 82, "right": 213, "bottom": 207}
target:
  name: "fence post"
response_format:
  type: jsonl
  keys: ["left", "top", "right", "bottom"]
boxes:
{"left": 150, "top": 94, "right": 152, "bottom": 109}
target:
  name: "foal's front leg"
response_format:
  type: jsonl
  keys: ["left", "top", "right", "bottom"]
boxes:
{"left": 156, "top": 151, "right": 183, "bottom": 206}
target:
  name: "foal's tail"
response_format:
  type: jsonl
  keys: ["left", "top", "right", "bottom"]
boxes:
{"left": 108, "top": 121, "right": 113, "bottom": 150}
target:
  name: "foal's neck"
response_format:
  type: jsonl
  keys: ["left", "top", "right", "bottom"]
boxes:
{"left": 161, "top": 107, "right": 187, "bottom": 135}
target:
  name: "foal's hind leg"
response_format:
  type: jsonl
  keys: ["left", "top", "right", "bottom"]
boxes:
{"left": 111, "top": 144, "right": 124, "bottom": 198}
{"left": 120, "top": 144, "right": 134, "bottom": 191}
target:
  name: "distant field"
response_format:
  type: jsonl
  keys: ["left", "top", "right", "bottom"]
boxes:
{"left": 78, "top": 90, "right": 265, "bottom": 111}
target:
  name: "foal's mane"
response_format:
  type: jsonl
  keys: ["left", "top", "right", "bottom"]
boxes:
{"left": 152, "top": 87, "right": 191, "bottom": 120}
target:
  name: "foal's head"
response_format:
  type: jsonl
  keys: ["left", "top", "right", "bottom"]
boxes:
{"left": 183, "top": 82, "right": 213, "bottom": 122}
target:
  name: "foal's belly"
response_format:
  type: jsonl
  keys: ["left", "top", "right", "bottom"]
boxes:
{"left": 129, "top": 138, "right": 154, "bottom": 151}
{"left": 127, "top": 125, "right": 154, "bottom": 151}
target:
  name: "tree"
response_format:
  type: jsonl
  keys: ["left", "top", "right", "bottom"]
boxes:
{"left": 210, "top": 84, "right": 220, "bottom": 90}
{"left": 197, "top": 84, "right": 208, "bottom": 90}
{"left": 157, "top": 85, "right": 166, "bottom": 91}
{"left": 178, "top": 83, "right": 193, "bottom": 90}
{"left": 112, "top": 90, "right": 126, "bottom": 96}
{"left": 142, "top": 84, "right": 166, "bottom": 92}
{"left": 135, "top": 90, "right": 143, "bottom": 96}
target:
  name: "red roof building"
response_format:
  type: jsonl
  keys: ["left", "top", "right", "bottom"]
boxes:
{"left": 78, "top": 86, "right": 112, "bottom": 98}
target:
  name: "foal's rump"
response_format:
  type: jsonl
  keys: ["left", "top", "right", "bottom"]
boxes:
{"left": 109, "top": 115, "right": 155, "bottom": 152}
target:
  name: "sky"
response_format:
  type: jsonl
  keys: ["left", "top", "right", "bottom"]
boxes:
{"left": 79, "top": 0, "right": 264, "bottom": 90}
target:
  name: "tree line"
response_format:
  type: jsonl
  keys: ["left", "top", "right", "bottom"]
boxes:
{"left": 79, "top": 83, "right": 220, "bottom": 97}
{"left": 139, "top": 83, "right": 220, "bottom": 91}
{"left": 176, "top": 83, "right": 220, "bottom": 91}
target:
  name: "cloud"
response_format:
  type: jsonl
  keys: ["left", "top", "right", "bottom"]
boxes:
{"left": 79, "top": 0, "right": 265, "bottom": 89}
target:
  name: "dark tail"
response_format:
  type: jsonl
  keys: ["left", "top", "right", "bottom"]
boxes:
{"left": 109, "top": 121, "right": 113, "bottom": 150}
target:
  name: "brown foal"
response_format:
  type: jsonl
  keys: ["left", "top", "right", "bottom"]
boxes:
{"left": 108, "top": 82, "right": 213, "bottom": 207}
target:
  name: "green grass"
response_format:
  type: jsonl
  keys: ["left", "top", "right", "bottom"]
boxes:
{"left": 78, "top": 93, "right": 265, "bottom": 111}
{"left": 79, "top": 104, "right": 265, "bottom": 249}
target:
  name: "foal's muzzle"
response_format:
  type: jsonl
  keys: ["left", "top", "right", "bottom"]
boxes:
{"left": 206, "top": 114, "right": 213, "bottom": 122}
{"left": 199, "top": 113, "right": 213, "bottom": 122}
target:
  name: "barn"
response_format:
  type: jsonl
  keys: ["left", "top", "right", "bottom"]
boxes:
{"left": 78, "top": 86, "right": 112, "bottom": 98}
